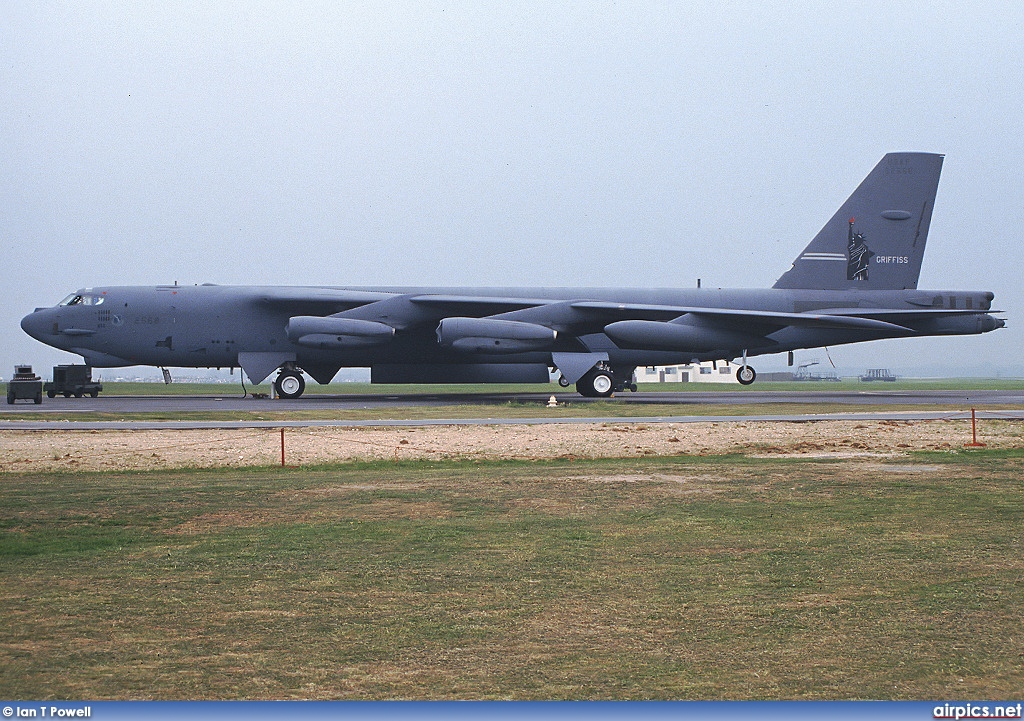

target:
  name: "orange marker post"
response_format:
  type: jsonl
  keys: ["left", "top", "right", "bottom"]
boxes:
{"left": 965, "top": 408, "right": 985, "bottom": 448}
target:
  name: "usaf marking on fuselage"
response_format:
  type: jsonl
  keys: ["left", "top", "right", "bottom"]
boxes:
{"left": 21, "top": 153, "right": 1006, "bottom": 398}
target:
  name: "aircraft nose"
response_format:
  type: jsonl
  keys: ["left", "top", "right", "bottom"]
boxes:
{"left": 21, "top": 308, "right": 53, "bottom": 341}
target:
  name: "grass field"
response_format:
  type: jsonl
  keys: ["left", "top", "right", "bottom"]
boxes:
{"left": 2, "top": 450, "right": 1022, "bottom": 699}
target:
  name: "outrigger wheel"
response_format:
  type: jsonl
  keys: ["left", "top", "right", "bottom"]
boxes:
{"left": 274, "top": 370, "right": 306, "bottom": 399}
{"left": 737, "top": 365, "right": 756, "bottom": 385}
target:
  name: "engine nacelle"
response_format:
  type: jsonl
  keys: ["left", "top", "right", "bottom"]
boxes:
{"left": 604, "top": 319, "right": 764, "bottom": 352}
{"left": 436, "top": 317, "right": 557, "bottom": 354}
{"left": 286, "top": 316, "right": 395, "bottom": 349}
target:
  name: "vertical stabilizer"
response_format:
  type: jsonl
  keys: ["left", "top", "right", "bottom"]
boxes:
{"left": 773, "top": 153, "right": 943, "bottom": 290}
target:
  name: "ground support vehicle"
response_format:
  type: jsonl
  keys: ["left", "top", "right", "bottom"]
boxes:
{"left": 7, "top": 365, "right": 43, "bottom": 404}
{"left": 44, "top": 364, "right": 103, "bottom": 398}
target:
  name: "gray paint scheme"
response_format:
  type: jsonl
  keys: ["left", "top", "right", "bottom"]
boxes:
{"left": 20, "top": 153, "right": 1005, "bottom": 397}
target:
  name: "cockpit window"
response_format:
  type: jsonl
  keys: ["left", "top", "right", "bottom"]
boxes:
{"left": 59, "top": 292, "right": 101, "bottom": 306}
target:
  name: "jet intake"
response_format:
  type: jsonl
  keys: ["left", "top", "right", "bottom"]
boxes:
{"left": 604, "top": 319, "right": 766, "bottom": 352}
{"left": 286, "top": 316, "right": 395, "bottom": 349}
{"left": 437, "top": 317, "right": 557, "bottom": 354}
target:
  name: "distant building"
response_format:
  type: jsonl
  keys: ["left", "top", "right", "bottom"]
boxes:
{"left": 636, "top": 361, "right": 740, "bottom": 384}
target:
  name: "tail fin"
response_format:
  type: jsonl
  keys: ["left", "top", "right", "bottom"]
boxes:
{"left": 773, "top": 152, "right": 943, "bottom": 290}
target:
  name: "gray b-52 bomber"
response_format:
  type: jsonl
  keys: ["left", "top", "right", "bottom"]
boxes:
{"left": 21, "top": 153, "right": 1005, "bottom": 398}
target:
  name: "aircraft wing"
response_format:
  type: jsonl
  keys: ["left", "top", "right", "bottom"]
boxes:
{"left": 296, "top": 293, "right": 921, "bottom": 339}
{"left": 421, "top": 299, "right": 899, "bottom": 336}
{"left": 569, "top": 302, "right": 913, "bottom": 333}
{"left": 260, "top": 287, "right": 965, "bottom": 338}
{"left": 253, "top": 288, "right": 397, "bottom": 314}
{"left": 266, "top": 288, "right": 1003, "bottom": 364}
{"left": 810, "top": 307, "right": 1003, "bottom": 327}
{"left": 409, "top": 294, "right": 560, "bottom": 315}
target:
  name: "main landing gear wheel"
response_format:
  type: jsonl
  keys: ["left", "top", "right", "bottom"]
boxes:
{"left": 577, "top": 369, "right": 614, "bottom": 398}
{"left": 737, "top": 365, "right": 756, "bottom": 385}
{"left": 275, "top": 371, "right": 306, "bottom": 399}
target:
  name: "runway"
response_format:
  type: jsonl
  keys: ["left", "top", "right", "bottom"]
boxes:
{"left": 4, "top": 388, "right": 1024, "bottom": 413}
{"left": 2, "top": 388, "right": 1023, "bottom": 430}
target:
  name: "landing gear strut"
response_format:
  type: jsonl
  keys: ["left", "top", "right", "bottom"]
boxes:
{"left": 274, "top": 369, "right": 306, "bottom": 399}
{"left": 736, "top": 349, "right": 755, "bottom": 385}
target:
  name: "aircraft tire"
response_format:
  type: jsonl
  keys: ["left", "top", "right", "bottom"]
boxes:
{"left": 737, "top": 365, "right": 756, "bottom": 385}
{"left": 577, "top": 369, "right": 614, "bottom": 398}
{"left": 275, "top": 371, "right": 306, "bottom": 399}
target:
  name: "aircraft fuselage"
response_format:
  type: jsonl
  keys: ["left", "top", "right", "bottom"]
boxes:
{"left": 18, "top": 154, "right": 1008, "bottom": 397}
{"left": 21, "top": 283, "right": 1002, "bottom": 376}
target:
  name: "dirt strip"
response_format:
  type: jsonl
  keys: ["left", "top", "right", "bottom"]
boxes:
{"left": 1, "top": 418, "right": 1021, "bottom": 473}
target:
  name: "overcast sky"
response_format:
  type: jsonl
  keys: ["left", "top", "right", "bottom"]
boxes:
{"left": 3, "top": 2, "right": 1021, "bottom": 378}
